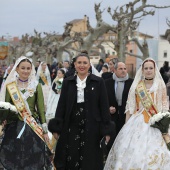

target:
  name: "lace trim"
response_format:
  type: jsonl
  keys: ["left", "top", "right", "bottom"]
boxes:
{"left": 21, "top": 80, "right": 38, "bottom": 100}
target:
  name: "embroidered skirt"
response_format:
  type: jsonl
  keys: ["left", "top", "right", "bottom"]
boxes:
{"left": 66, "top": 102, "right": 86, "bottom": 170}
{"left": 0, "top": 120, "right": 46, "bottom": 170}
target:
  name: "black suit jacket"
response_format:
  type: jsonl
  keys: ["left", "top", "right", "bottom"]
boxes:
{"left": 105, "top": 77, "right": 133, "bottom": 133}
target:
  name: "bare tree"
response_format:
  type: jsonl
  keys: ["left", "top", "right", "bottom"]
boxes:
{"left": 79, "top": 3, "right": 116, "bottom": 53}
{"left": 165, "top": 18, "right": 170, "bottom": 43}
{"left": 125, "top": 37, "right": 149, "bottom": 60}
{"left": 107, "top": 0, "right": 170, "bottom": 61}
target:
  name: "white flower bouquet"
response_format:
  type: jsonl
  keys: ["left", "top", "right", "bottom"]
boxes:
{"left": 0, "top": 102, "right": 18, "bottom": 136}
{"left": 0, "top": 102, "right": 18, "bottom": 125}
{"left": 150, "top": 111, "right": 170, "bottom": 150}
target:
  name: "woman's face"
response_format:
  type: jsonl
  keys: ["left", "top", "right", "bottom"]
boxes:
{"left": 57, "top": 70, "right": 64, "bottom": 78}
{"left": 41, "top": 63, "right": 47, "bottom": 71}
{"left": 16, "top": 61, "right": 32, "bottom": 80}
{"left": 74, "top": 56, "right": 90, "bottom": 76}
{"left": 108, "top": 60, "right": 114, "bottom": 72}
{"left": 102, "top": 66, "right": 108, "bottom": 73}
{"left": 142, "top": 61, "right": 155, "bottom": 79}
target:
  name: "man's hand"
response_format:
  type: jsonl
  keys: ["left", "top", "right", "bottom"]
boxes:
{"left": 53, "top": 133, "right": 59, "bottom": 140}
{"left": 105, "top": 135, "right": 110, "bottom": 144}
{"left": 43, "top": 133, "right": 49, "bottom": 143}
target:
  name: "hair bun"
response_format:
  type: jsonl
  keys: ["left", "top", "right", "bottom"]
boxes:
{"left": 81, "top": 50, "right": 88, "bottom": 55}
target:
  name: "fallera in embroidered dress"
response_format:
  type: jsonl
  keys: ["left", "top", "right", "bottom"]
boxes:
{"left": 0, "top": 82, "right": 48, "bottom": 170}
{"left": 104, "top": 92, "right": 170, "bottom": 170}
{"left": 46, "top": 78, "right": 63, "bottom": 121}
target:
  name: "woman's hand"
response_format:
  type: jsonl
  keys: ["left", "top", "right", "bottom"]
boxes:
{"left": 53, "top": 132, "right": 59, "bottom": 140}
{"left": 105, "top": 135, "right": 110, "bottom": 144}
{"left": 43, "top": 133, "right": 49, "bottom": 143}
{"left": 125, "top": 111, "right": 131, "bottom": 123}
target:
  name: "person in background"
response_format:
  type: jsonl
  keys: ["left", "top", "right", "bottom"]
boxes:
{"left": 46, "top": 69, "right": 65, "bottom": 122}
{"left": 96, "top": 59, "right": 104, "bottom": 72}
{"left": 160, "top": 61, "right": 170, "bottom": 78}
{"left": 36, "top": 62, "right": 52, "bottom": 110}
{"left": 65, "top": 57, "right": 76, "bottom": 78}
{"left": 48, "top": 51, "right": 115, "bottom": 170}
{"left": 104, "top": 58, "right": 170, "bottom": 170}
{"left": 105, "top": 62, "right": 133, "bottom": 134}
{"left": 105, "top": 62, "right": 133, "bottom": 154}
{"left": 2, "top": 64, "right": 14, "bottom": 81}
{"left": 35, "top": 61, "right": 41, "bottom": 73}
{"left": 62, "top": 60, "right": 70, "bottom": 73}
{"left": 102, "top": 58, "right": 118, "bottom": 80}
{"left": 160, "top": 61, "right": 170, "bottom": 104}
{"left": 102, "top": 64, "right": 109, "bottom": 73}
{"left": 0, "top": 56, "right": 51, "bottom": 170}
{"left": 1, "top": 64, "right": 14, "bottom": 90}
{"left": 0, "top": 66, "right": 4, "bottom": 90}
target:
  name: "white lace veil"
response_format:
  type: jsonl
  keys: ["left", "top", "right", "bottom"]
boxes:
{"left": 36, "top": 62, "right": 51, "bottom": 85}
{"left": 125, "top": 58, "right": 168, "bottom": 115}
{"left": 90, "top": 63, "right": 101, "bottom": 77}
{"left": 0, "top": 56, "right": 36, "bottom": 101}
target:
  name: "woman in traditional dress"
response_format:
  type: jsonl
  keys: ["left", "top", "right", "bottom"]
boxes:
{"left": 46, "top": 69, "right": 65, "bottom": 122}
{"left": 36, "top": 62, "right": 51, "bottom": 110}
{"left": 104, "top": 58, "right": 170, "bottom": 170}
{"left": 0, "top": 56, "right": 51, "bottom": 170}
{"left": 48, "top": 51, "right": 115, "bottom": 170}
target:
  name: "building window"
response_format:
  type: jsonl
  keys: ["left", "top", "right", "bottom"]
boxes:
{"left": 112, "top": 51, "right": 115, "bottom": 55}
{"left": 164, "top": 51, "right": 167, "bottom": 58}
{"left": 130, "top": 50, "right": 133, "bottom": 53}
{"left": 109, "top": 36, "right": 116, "bottom": 40}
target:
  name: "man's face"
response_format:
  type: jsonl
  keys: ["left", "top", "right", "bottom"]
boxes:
{"left": 63, "top": 61, "right": 69, "bottom": 69}
{"left": 115, "top": 63, "right": 127, "bottom": 78}
{"left": 36, "top": 62, "right": 40, "bottom": 67}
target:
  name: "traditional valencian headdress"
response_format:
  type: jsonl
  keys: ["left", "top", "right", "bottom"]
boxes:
{"left": 125, "top": 58, "right": 169, "bottom": 115}
{"left": 0, "top": 56, "right": 36, "bottom": 101}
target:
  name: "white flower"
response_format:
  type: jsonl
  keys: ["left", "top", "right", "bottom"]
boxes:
{"left": 0, "top": 102, "right": 17, "bottom": 113}
{"left": 149, "top": 111, "right": 170, "bottom": 125}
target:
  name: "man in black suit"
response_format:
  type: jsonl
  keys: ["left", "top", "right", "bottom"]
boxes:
{"left": 105, "top": 62, "right": 133, "bottom": 135}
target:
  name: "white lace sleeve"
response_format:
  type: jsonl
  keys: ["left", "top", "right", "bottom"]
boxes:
{"left": 156, "top": 80, "right": 169, "bottom": 112}
{"left": 125, "top": 88, "right": 136, "bottom": 115}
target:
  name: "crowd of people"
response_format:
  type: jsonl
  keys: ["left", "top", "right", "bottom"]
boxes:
{"left": 0, "top": 53, "right": 170, "bottom": 170}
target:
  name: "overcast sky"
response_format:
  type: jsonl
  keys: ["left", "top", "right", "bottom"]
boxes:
{"left": 0, "top": 0, "right": 170, "bottom": 39}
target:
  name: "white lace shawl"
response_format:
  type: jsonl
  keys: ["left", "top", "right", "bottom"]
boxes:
{"left": 125, "top": 58, "right": 169, "bottom": 115}
{"left": 0, "top": 56, "right": 47, "bottom": 131}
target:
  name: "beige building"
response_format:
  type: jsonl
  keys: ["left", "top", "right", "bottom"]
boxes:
{"left": 68, "top": 16, "right": 154, "bottom": 69}
{"left": 69, "top": 15, "right": 88, "bottom": 36}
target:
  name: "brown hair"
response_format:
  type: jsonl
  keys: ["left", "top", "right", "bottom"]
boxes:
{"left": 75, "top": 50, "right": 90, "bottom": 61}
{"left": 142, "top": 59, "right": 155, "bottom": 68}
{"left": 17, "top": 59, "right": 32, "bottom": 67}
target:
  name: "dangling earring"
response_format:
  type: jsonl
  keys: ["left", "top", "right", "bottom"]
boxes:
{"left": 74, "top": 70, "right": 78, "bottom": 76}
{"left": 15, "top": 71, "right": 19, "bottom": 79}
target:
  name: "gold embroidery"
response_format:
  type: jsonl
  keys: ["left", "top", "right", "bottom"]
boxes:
{"left": 148, "top": 155, "right": 159, "bottom": 166}
{"left": 160, "top": 153, "right": 165, "bottom": 166}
